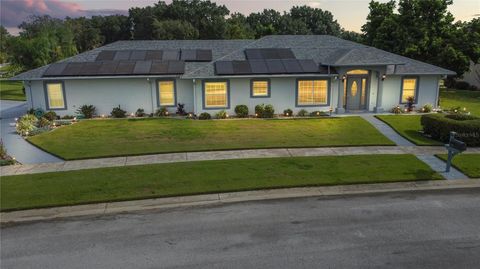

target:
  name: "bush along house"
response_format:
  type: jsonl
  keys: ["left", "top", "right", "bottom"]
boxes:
{"left": 12, "top": 35, "right": 455, "bottom": 117}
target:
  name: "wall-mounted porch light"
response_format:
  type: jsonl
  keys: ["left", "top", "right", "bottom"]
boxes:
{"left": 381, "top": 74, "right": 387, "bottom": 81}
{"left": 341, "top": 75, "right": 346, "bottom": 82}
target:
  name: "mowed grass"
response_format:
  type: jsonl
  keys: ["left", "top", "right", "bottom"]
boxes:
{"left": 0, "top": 155, "right": 442, "bottom": 211}
{"left": 375, "top": 115, "right": 442, "bottom": 145}
{"left": 436, "top": 154, "right": 480, "bottom": 178}
{"left": 440, "top": 89, "right": 480, "bottom": 116}
{"left": 0, "top": 79, "right": 25, "bottom": 101}
{"left": 28, "top": 117, "right": 394, "bottom": 160}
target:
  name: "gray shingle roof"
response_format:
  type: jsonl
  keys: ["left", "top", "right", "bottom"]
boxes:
{"left": 11, "top": 35, "right": 455, "bottom": 80}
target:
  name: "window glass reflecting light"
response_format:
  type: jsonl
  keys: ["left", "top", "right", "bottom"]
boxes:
{"left": 401, "top": 78, "right": 417, "bottom": 103}
{"left": 252, "top": 80, "right": 269, "bottom": 96}
{"left": 298, "top": 80, "right": 327, "bottom": 105}
{"left": 205, "top": 82, "right": 227, "bottom": 107}
{"left": 47, "top": 83, "right": 65, "bottom": 109}
{"left": 159, "top": 81, "right": 175, "bottom": 106}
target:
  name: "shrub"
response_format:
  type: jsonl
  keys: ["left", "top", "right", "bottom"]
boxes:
{"left": 406, "top": 96, "right": 415, "bottom": 112}
{"left": 421, "top": 113, "right": 480, "bottom": 146}
{"left": 155, "top": 107, "right": 169, "bottom": 117}
{"left": 235, "top": 105, "right": 249, "bottom": 118}
{"left": 54, "top": 120, "right": 73, "bottom": 126}
{"left": 37, "top": 117, "right": 51, "bottom": 128}
{"left": 310, "top": 111, "right": 328, "bottom": 117}
{"left": 420, "top": 104, "right": 433, "bottom": 113}
{"left": 76, "top": 105, "right": 96, "bottom": 119}
{"left": 453, "top": 81, "right": 473, "bottom": 90}
{"left": 255, "top": 104, "right": 265, "bottom": 117}
{"left": 43, "top": 111, "right": 57, "bottom": 121}
{"left": 283, "top": 108, "right": 293, "bottom": 117}
{"left": 185, "top": 113, "right": 195, "bottom": 119}
{"left": 216, "top": 110, "right": 228, "bottom": 119}
{"left": 28, "top": 126, "right": 50, "bottom": 136}
{"left": 135, "top": 108, "right": 146, "bottom": 117}
{"left": 176, "top": 103, "right": 186, "bottom": 115}
{"left": 263, "top": 104, "right": 275, "bottom": 118}
{"left": 111, "top": 105, "right": 127, "bottom": 118}
{"left": 297, "top": 109, "right": 308, "bottom": 117}
{"left": 447, "top": 106, "right": 469, "bottom": 114}
{"left": 391, "top": 106, "right": 403, "bottom": 114}
{"left": 198, "top": 112, "right": 211, "bottom": 120}
{"left": 16, "top": 114, "right": 38, "bottom": 136}
{"left": 62, "top": 115, "right": 75, "bottom": 119}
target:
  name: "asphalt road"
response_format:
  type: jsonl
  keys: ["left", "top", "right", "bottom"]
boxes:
{"left": 2, "top": 189, "right": 480, "bottom": 269}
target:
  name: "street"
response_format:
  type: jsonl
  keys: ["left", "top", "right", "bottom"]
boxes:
{"left": 2, "top": 189, "right": 480, "bottom": 268}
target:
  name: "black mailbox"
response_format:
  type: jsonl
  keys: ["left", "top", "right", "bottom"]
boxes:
{"left": 444, "top": 132, "right": 467, "bottom": 172}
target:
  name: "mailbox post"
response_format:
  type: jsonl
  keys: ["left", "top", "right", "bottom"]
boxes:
{"left": 444, "top": 132, "right": 467, "bottom": 172}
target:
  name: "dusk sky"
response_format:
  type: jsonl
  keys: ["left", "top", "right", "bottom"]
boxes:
{"left": 1, "top": 0, "right": 479, "bottom": 35}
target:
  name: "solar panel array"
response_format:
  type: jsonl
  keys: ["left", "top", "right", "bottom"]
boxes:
{"left": 95, "top": 50, "right": 212, "bottom": 62}
{"left": 214, "top": 59, "right": 322, "bottom": 75}
{"left": 42, "top": 61, "right": 185, "bottom": 77}
{"left": 245, "top": 49, "right": 296, "bottom": 60}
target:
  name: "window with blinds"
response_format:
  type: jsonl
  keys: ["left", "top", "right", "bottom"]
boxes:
{"left": 46, "top": 82, "right": 65, "bottom": 109}
{"left": 297, "top": 80, "right": 328, "bottom": 106}
{"left": 158, "top": 80, "right": 175, "bottom": 106}
{"left": 205, "top": 81, "right": 228, "bottom": 108}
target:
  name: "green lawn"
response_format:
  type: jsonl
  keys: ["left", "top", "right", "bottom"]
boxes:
{"left": 440, "top": 89, "right": 480, "bottom": 116}
{"left": 28, "top": 117, "right": 394, "bottom": 160}
{"left": 375, "top": 115, "right": 442, "bottom": 145}
{"left": 0, "top": 154, "right": 442, "bottom": 211}
{"left": 436, "top": 154, "right": 480, "bottom": 178}
{"left": 0, "top": 79, "right": 25, "bottom": 101}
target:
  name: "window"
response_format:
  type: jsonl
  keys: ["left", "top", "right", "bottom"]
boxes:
{"left": 204, "top": 81, "right": 228, "bottom": 108}
{"left": 45, "top": 82, "right": 66, "bottom": 109}
{"left": 347, "top": 69, "right": 369, "bottom": 75}
{"left": 361, "top": 78, "right": 367, "bottom": 106}
{"left": 251, "top": 79, "right": 270, "bottom": 97}
{"left": 297, "top": 80, "right": 328, "bottom": 106}
{"left": 351, "top": 81, "right": 358, "bottom": 96}
{"left": 401, "top": 77, "right": 418, "bottom": 103}
{"left": 158, "top": 80, "right": 176, "bottom": 106}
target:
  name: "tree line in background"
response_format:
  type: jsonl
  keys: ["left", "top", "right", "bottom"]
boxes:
{"left": 0, "top": 0, "right": 478, "bottom": 79}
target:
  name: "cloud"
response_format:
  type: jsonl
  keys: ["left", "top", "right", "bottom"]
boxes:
{"left": 0, "top": 0, "right": 127, "bottom": 29}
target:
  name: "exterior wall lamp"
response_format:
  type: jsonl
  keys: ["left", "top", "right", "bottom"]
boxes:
{"left": 381, "top": 74, "right": 387, "bottom": 81}
{"left": 341, "top": 75, "right": 346, "bottom": 82}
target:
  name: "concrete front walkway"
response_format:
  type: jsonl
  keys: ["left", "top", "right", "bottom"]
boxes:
{"left": 0, "top": 100, "right": 62, "bottom": 164}
{"left": 2, "top": 145, "right": 479, "bottom": 176}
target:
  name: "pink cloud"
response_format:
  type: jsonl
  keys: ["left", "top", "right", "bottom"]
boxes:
{"left": 0, "top": 0, "right": 127, "bottom": 31}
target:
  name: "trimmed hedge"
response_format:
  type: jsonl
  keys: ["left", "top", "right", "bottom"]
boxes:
{"left": 421, "top": 113, "right": 480, "bottom": 146}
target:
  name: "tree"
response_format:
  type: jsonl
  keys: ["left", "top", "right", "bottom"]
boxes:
{"left": 289, "top": 6, "right": 342, "bottom": 35}
{"left": 361, "top": 0, "right": 397, "bottom": 50}
{"left": 225, "top": 13, "right": 255, "bottom": 39}
{"left": 152, "top": 19, "right": 199, "bottom": 40}
{"left": 0, "top": 26, "right": 11, "bottom": 63}
{"left": 66, "top": 17, "right": 104, "bottom": 52}
{"left": 247, "top": 9, "right": 283, "bottom": 38}
{"left": 341, "top": 30, "right": 363, "bottom": 43}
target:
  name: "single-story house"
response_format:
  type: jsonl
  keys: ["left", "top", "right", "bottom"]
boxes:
{"left": 12, "top": 35, "right": 455, "bottom": 116}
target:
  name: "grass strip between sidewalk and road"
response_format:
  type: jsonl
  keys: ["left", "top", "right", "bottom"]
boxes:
{"left": 0, "top": 79, "right": 25, "bottom": 101}
{"left": 1, "top": 154, "right": 442, "bottom": 212}
{"left": 436, "top": 154, "right": 480, "bottom": 178}
{"left": 375, "top": 115, "right": 442, "bottom": 146}
{"left": 27, "top": 117, "right": 395, "bottom": 160}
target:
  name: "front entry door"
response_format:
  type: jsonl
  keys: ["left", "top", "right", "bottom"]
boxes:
{"left": 346, "top": 76, "right": 367, "bottom": 111}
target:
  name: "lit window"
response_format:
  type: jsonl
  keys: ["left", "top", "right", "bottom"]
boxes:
{"left": 297, "top": 80, "right": 328, "bottom": 106}
{"left": 158, "top": 80, "right": 175, "bottom": 106}
{"left": 251, "top": 80, "right": 269, "bottom": 97}
{"left": 205, "top": 81, "right": 228, "bottom": 108}
{"left": 46, "top": 82, "right": 65, "bottom": 109}
{"left": 351, "top": 81, "right": 358, "bottom": 96}
{"left": 347, "top": 69, "right": 369, "bottom": 75}
{"left": 401, "top": 78, "right": 417, "bottom": 103}
{"left": 361, "top": 78, "right": 367, "bottom": 106}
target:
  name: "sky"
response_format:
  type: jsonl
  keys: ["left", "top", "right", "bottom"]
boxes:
{"left": 1, "top": 0, "right": 479, "bottom": 35}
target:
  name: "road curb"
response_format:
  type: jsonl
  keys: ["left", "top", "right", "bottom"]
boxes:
{"left": 1, "top": 179, "right": 479, "bottom": 225}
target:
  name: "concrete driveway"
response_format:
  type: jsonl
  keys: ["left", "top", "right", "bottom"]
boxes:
{"left": 0, "top": 100, "right": 62, "bottom": 164}
{"left": 2, "top": 189, "right": 479, "bottom": 268}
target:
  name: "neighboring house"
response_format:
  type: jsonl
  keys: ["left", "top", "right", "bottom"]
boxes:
{"left": 12, "top": 35, "right": 455, "bottom": 116}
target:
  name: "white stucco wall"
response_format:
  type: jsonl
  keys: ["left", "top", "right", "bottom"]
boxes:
{"left": 381, "top": 75, "right": 440, "bottom": 110}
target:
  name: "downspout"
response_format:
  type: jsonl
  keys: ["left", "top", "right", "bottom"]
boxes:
{"left": 192, "top": 79, "right": 197, "bottom": 115}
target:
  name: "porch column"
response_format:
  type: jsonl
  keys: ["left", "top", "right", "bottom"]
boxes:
{"left": 335, "top": 73, "right": 345, "bottom": 114}
{"left": 374, "top": 71, "right": 384, "bottom": 113}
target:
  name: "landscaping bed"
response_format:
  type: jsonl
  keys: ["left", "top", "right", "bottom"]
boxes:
{"left": 0, "top": 154, "right": 442, "bottom": 211}
{"left": 436, "top": 154, "right": 480, "bottom": 178}
{"left": 27, "top": 116, "right": 394, "bottom": 160}
{"left": 440, "top": 89, "right": 480, "bottom": 116}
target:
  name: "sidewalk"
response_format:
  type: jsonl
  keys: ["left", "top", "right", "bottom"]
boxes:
{"left": 2, "top": 178, "right": 479, "bottom": 224}
{"left": 3, "top": 145, "right": 478, "bottom": 176}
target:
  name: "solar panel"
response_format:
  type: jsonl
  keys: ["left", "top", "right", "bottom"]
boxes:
{"left": 95, "top": 51, "right": 115, "bottom": 61}
{"left": 79, "top": 62, "right": 102, "bottom": 75}
{"left": 146, "top": 50, "right": 163, "bottom": 60}
{"left": 180, "top": 49, "right": 196, "bottom": 61}
{"left": 245, "top": 48, "right": 296, "bottom": 60}
{"left": 130, "top": 50, "right": 147, "bottom": 61}
{"left": 277, "top": 49, "right": 295, "bottom": 59}
{"left": 133, "top": 61, "right": 152, "bottom": 74}
{"left": 150, "top": 61, "right": 169, "bottom": 74}
{"left": 115, "top": 61, "right": 136, "bottom": 75}
{"left": 43, "top": 63, "right": 68, "bottom": 77}
{"left": 98, "top": 61, "right": 119, "bottom": 75}
{"left": 167, "top": 61, "right": 185, "bottom": 74}
{"left": 162, "top": 50, "right": 179, "bottom": 61}
{"left": 262, "top": 49, "right": 279, "bottom": 59}
{"left": 249, "top": 60, "right": 269, "bottom": 74}
{"left": 298, "top": 59, "right": 319, "bottom": 73}
{"left": 196, "top": 50, "right": 212, "bottom": 61}
{"left": 282, "top": 59, "right": 302, "bottom": 73}
{"left": 244, "top": 49, "right": 263, "bottom": 60}
{"left": 113, "top": 51, "right": 131, "bottom": 61}
{"left": 265, "top": 60, "right": 286, "bottom": 73}
{"left": 61, "top": 63, "right": 84, "bottom": 76}
{"left": 232, "top": 61, "right": 251, "bottom": 74}
{"left": 214, "top": 61, "right": 234, "bottom": 75}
